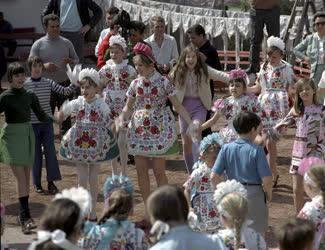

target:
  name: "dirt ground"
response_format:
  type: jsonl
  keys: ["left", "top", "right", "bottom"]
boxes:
{"left": 0, "top": 108, "right": 298, "bottom": 248}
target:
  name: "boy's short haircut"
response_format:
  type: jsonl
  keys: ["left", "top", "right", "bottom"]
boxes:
{"left": 27, "top": 56, "right": 44, "bottom": 72}
{"left": 150, "top": 16, "right": 165, "bottom": 26}
{"left": 233, "top": 111, "right": 261, "bottom": 134}
{"left": 43, "top": 13, "right": 60, "bottom": 28}
{"left": 277, "top": 217, "right": 315, "bottom": 250}
{"left": 7, "top": 62, "right": 25, "bottom": 83}
{"left": 106, "top": 6, "right": 119, "bottom": 15}
{"left": 313, "top": 11, "right": 325, "bottom": 22}
{"left": 129, "top": 21, "right": 146, "bottom": 34}
{"left": 186, "top": 24, "right": 206, "bottom": 37}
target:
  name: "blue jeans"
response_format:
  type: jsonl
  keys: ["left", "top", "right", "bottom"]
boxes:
{"left": 32, "top": 123, "right": 61, "bottom": 185}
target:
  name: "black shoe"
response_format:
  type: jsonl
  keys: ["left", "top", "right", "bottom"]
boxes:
{"left": 17, "top": 216, "right": 32, "bottom": 234}
{"left": 34, "top": 184, "right": 44, "bottom": 194}
{"left": 48, "top": 182, "right": 59, "bottom": 195}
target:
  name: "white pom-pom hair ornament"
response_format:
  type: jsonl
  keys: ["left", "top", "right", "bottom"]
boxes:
{"left": 54, "top": 187, "right": 91, "bottom": 216}
{"left": 109, "top": 35, "right": 127, "bottom": 51}
{"left": 267, "top": 36, "right": 285, "bottom": 52}
{"left": 79, "top": 68, "right": 101, "bottom": 86}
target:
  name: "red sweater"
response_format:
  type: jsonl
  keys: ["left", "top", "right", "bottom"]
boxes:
{"left": 97, "top": 31, "right": 113, "bottom": 69}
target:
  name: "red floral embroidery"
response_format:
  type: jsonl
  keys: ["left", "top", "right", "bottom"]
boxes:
{"left": 143, "top": 80, "right": 150, "bottom": 87}
{"left": 201, "top": 176, "right": 209, "bottom": 183}
{"left": 89, "top": 110, "right": 99, "bottom": 122}
{"left": 121, "top": 71, "right": 129, "bottom": 79}
{"left": 143, "top": 118, "right": 150, "bottom": 126}
{"left": 82, "top": 132, "right": 89, "bottom": 142}
{"left": 137, "top": 87, "right": 144, "bottom": 95}
{"left": 145, "top": 104, "right": 151, "bottom": 109}
{"left": 151, "top": 87, "right": 158, "bottom": 95}
{"left": 77, "top": 109, "right": 85, "bottom": 120}
{"left": 106, "top": 72, "right": 112, "bottom": 79}
{"left": 135, "top": 127, "right": 143, "bottom": 134}
{"left": 209, "top": 210, "right": 217, "bottom": 218}
{"left": 150, "top": 126, "right": 159, "bottom": 134}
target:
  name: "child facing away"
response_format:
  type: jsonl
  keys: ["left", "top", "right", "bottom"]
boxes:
{"left": 214, "top": 180, "right": 266, "bottom": 250}
{"left": 57, "top": 67, "right": 119, "bottom": 221}
{"left": 0, "top": 62, "right": 53, "bottom": 234}
{"left": 28, "top": 187, "right": 91, "bottom": 250}
{"left": 99, "top": 35, "right": 137, "bottom": 175}
{"left": 211, "top": 111, "right": 273, "bottom": 235}
{"left": 169, "top": 44, "right": 230, "bottom": 174}
{"left": 272, "top": 78, "right": 325, "bottom": 213}
{"left": 147, "top": 185, "right": 227, "bottom": 250}
{"left": 248, "top": 36, "right": 295, "bottom": 187}
{"left": 25, "top": 56, "right": 77, "bottom": 194}
{"left": 277, "top": 217, "right": 315, "bottom": 250}
{"left": 80, "top": 175, "right": 149, "bottom": 249}
{"left": 200, "top": 68, "right": 265, "bottom": 144}
{"left": 183, "top": 133, "right": 224, "bottom": 233}
{"left": 298, "top": 164, "right": 325, "bottom": 250}
{"left": 117, "top": 42, "right": 197, "bottom": 204}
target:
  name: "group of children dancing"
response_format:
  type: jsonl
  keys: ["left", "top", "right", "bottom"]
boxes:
{"left": 0, "top": 28, "right": 324, "bottom": 249}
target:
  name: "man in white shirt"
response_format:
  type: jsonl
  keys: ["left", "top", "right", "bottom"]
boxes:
{"left": 95, "top": 6, "right": 119, "bottom": 57}
{"left": 145, "top": 16, "right": 179, "bottom": 74}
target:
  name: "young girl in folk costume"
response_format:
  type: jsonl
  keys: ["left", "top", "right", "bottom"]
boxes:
{"left": 148, "top": 185, "right": 227, "bottom": 250}
{"left": 0, "top": 63, "right": 53, "bottom": 234}
{"left": 273, "top": 78, "right": 325, "bottom": 213}
{"left": 57, "top": 68, "right": 119, "bottom": 221}
{"left": 169, "top": 45, "right": 230, "bottom": 174}
{"left": 80, "top": 175, "right": 149, "bottom": 249}
{"left": 214, "top": 180, "right": 266, "bottom": 250}
{"left": 28, "top": 187, "right": 91, "bottom": 250}
{"left": 184, "top": 133, "right": 224, "bottom": 233}
{"left": 99, "top": 35, "right": 137, "bottom": 175}
{"left": 200, "top": 69, "right": 265, "bottom": 144}
{"left": 248, "top": 36, "right": 296, "bottom": 187}
{"left": 118, "top": 42, "right": 197, "bottom": 204}
{"left": 298, "top": 164, "right": 325, "bottom": 250}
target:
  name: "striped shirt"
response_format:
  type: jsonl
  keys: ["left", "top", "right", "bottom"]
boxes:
{"left": 24, "top": 77, "right": 75, "bottom": 123}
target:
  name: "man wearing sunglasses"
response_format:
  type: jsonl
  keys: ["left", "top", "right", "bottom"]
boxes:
{"left": 294, "top": 12, "right": 325, "bottom": 86}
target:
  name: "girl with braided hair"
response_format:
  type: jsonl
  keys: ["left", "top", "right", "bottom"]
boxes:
{"left": 298, "top": 165, "right": 325, "bottom": 250}
{"left": 214, "top": 180, "right": 266, "bottom": 250}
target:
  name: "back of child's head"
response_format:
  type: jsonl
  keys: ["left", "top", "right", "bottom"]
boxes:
{"left": 147, "top": 185, "right": 189, "bottom": 224}
{"left": 98, "top": 189, "right": 133, "bottom": 224}
{"left": 229, "top": 69, "right": 248, "bottom": 90}
{"left": 27, "top": 56, "right": 44, "bottom": 72}
{"left": 170, "top": 44, "right": 207, "bottom": 87}
{"left": 7, "top": 62, "right": 25, "bottom": 83}
{"left": 305, "top": 164, "right": 325, "bottom": 207}
{"left": 35, "top": 198, "right": 82, "bottom": 250}
{"left": 294, "top": 78, "right": 318, "bottom": 115}
{"left": 233, "top": 111, "right": 261, "bottom": 134}
{"left": 277, "top": 217, "right": 315, "bottom": 250}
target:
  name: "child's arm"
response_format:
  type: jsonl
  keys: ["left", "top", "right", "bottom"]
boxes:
{"left": 262, "top": 176, "right": 272, "bottom": 202}
{"left": 50, "top": 79, "right": 76, "bottom": 96}
{"left": 117, "top": 97, "right": 135, "bottom": 132}
{"left": 168, "top": 95, "right": 192, "bottom": 125}
{"left": 200, "top": 112, "right": 220, "bottom": 131}
{"left": 207, "top": 66, "right": 230, "bottom": 83}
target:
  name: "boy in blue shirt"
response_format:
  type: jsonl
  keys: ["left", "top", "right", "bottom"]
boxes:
{"left": 211, "top": 111, "right": 272, "bottom": 235}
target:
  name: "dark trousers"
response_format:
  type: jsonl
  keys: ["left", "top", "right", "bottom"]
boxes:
{"left": 1, "top": 39, "right": 17, "bottom": 57}
{"left": 201, "top": 80, "right": 215, "bottom": 137}
{"left": 50, "top": 79, "right": 72, "bottom": 134}
{"left": 32, "top": 123, "right": 61, "bottom": 186}
{"left": 249, "top": 6, "right": 280, "bottom": 71}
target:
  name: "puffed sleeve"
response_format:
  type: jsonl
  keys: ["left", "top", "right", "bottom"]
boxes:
{"left": 126, "top": 79, "right": 138, "bottom": 98}
{"left": 79, "top": 221, "right": 102, "bottom": 249}
{"left": 162, "top": 76, "right": 177, "bottom": 97}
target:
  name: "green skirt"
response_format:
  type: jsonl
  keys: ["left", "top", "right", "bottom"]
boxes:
{"left": 135, "top": 139, "right": 180, "bottom": 158}
{"left": 0, "top": 123, "right": 35, "bottom": 166}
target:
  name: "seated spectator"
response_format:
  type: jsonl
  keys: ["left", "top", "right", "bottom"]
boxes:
{"left": 145, "top": 16, "right": 179, "bottom": 74}
{"left": 0, "top": 12, "right": 17, "bottom": 57}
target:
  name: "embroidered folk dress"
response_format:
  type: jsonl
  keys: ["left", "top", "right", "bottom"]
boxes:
{"left": 276, "top": 104, "right": 325, "bottom": 174}
{"left": 258, "top": 62, "right": 294, "bottom": 128}
{"left": 126, "top": 71, "right": 178, "bottom": 157}
{"left": 298, "top": 195, "right": 325, "bottom": 250}
{"left": 99, "top": 59, "right": 137, "bottom": 120}
{"left": 212, "top": 93, "right": 265, "bottom": 143}
{"left": 79, "top": 219, "right": 149, "bottom": 250}
{"left": 184, "top": 161, "right": 222, "bottom": 232}
{"left": 59, "top": 96, "right": 119, "bottom": 163}
{"left": 217, "top": 224, "right": 267, "bottom": 250}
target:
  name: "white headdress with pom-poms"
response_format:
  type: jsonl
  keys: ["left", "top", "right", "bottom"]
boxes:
{"left": 79, "top": 68, "right": 101, "bottom": 86}
{"left": 54, "top": 187, "right": 91, "bottom": 216}
{"left": 267, "top": 36, "right": 285, "bottom": 52}
{"left": 214, "top": 180, "right": 247, "bottom": 218}
{"left": 109, "top": 35, "right": 127, "bottom": 51}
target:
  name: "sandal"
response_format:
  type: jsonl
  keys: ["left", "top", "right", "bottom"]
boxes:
{"left": 273, "top": 174, "right": 280, "bottom": 188}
